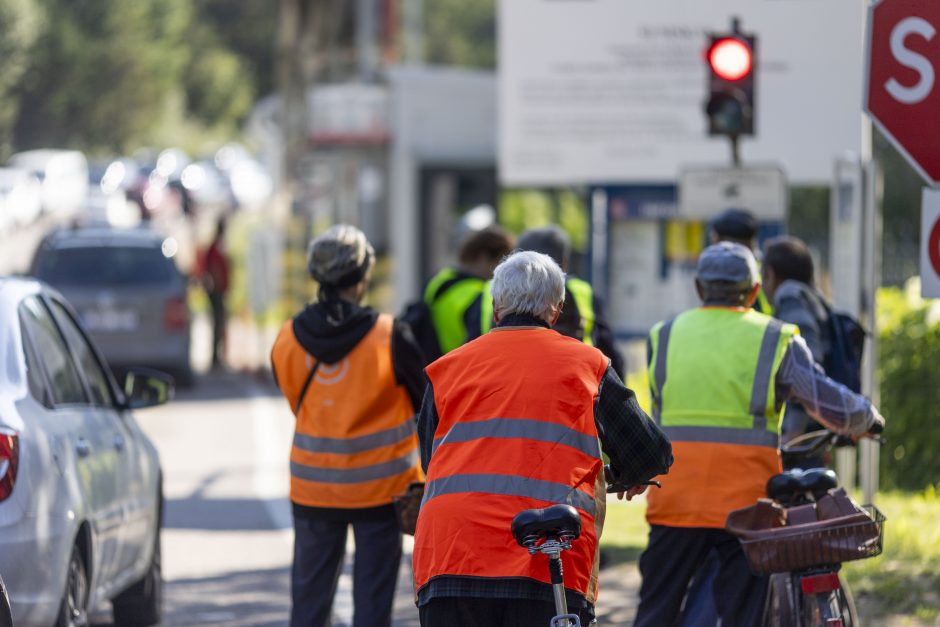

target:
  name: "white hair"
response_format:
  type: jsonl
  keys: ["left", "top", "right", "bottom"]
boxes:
{"left": 490, "top": 251, "right": 566, "bottom": 322}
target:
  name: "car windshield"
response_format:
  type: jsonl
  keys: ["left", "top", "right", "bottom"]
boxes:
{"left": 34, "top": 246, "right": 175, "bottom": 287}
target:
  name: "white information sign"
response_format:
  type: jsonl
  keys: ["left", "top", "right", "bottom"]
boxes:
{"left": 678, "top": 165, "right": 786, "bottom": 220}
{"left": 921, "top": 188, "right": 940, "bottom": 299}
{"left": 499, "top": 0, "right": 863, "bottom": 186}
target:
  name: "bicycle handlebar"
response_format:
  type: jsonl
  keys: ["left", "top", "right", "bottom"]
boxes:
{"left": 603, "top": 464, "right": 662, "bottom": 494}
{"left": 779, "top": 429, "right": 884, "bottom": 458}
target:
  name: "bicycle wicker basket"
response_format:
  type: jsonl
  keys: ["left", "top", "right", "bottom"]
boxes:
{"left": 738, "top": 504, "right": 885, "bottom": 574}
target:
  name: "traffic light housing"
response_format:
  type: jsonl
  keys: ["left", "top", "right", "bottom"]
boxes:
{"left": 705, "top": 32, "right": 756, "bottom": 137}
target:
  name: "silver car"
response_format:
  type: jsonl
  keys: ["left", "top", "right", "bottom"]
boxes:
{"left": 30, "top": 226, "right": 193, "bottom": 386}
{"left": 0, "top": 277, "right": 166, "bottom": 626}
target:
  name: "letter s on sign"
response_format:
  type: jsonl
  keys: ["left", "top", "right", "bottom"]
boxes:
{"left": 886, "top": 16, "right": 936, "bottom": 105}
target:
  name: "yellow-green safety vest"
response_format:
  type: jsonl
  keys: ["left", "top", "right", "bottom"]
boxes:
{"left": 423, "top": 268, "right": 486, "bottom": 355}
{"left": 645, "top": 307, "right": 798, "bottom": 527}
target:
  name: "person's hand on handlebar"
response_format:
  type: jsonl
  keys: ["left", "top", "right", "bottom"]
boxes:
{"left": 617, "top": 485, "right": 648, "bottom": 501}
{"left": 854, "top": 408, "right": 885, "bottom": 443}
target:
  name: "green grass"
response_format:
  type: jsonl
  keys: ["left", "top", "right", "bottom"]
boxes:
{"left": 599, "top": 499, "right": 650, "bottom": 565}
{"left": 599, "top": 489, "right": 940, "bottom": 623}
{"left": 844, "top": 487, "right": 940, "bottom": 622}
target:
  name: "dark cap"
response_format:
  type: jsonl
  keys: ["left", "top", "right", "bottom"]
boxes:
{"left": 711, "top": 208, "right": 757, "bottom": 242}
{"left": 696, "top": 242, "right": 758, "bottom": 285}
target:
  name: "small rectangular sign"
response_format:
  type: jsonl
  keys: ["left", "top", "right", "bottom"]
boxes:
{"left": 922, "top": 189, "right": 940, "bottom": 298}
{"left": 678, "top": 164, "right": 787, "bottom": 221}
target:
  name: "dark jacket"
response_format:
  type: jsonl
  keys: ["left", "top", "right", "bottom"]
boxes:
{"left": 772, "top": 280, "right": 830, "bottom": 446}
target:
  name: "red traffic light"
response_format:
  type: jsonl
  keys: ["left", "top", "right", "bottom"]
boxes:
{"left": 708, "top": 38, "right": 752, "bottom": 81}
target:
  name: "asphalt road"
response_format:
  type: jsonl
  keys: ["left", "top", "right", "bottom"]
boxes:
{"left": 89, "top": 368, "right": 421, "bottom": 627}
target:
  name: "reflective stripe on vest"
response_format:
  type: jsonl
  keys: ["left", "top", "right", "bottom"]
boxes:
{"left": 645, "top": 308, "right": 796, "bottom": 527}
{"left": 481, "top": 278, "right": 595, "bottom": 346}
{"left": 422, "top": 473, "right": 597, "bottom": 516}
{"left": 414, "top": 328, "right": 608, "bottom": 603}
{"left": 271, "top": 313, "right": 424, "bottom": 509}
{"left": 424, "top": 269, "right": 485, "bottom": 354}
{"left": 431, "top": 417, "right": 602, "bottom": 459}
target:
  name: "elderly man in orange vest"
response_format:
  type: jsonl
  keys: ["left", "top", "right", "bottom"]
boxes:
{"left": 412, "top": 250, "right": 673, "bottom": 626}
{"left": 271, "top": 224, "right": 426, "bottom": 627}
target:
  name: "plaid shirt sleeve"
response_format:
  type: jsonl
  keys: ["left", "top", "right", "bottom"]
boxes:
{"left": 417, "top": 382, "right": 438, "bottom": 473}
{"left": 595, "top": 364, "right": 673, "bottom": 485}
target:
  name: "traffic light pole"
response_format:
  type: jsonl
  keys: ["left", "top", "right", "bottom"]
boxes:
{"left": 730, "top": 135, "right": 741, "bottom": 166}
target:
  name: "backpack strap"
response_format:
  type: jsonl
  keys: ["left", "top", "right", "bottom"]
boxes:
{"left": 294, "top": 361, "right": 321, "bottom": 414}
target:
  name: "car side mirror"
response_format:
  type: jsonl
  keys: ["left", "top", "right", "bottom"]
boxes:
{"left": 123, "top": 368, "right": 174, "bottom": 410}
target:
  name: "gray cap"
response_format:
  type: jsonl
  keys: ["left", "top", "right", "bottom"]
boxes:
{"left": 517, "top": 225, "right": 571, "bottom": 267}
{"left": 307, "top": 224, "right": 375, "bottom": 288}
{"left": 696, "top": 241, "right": 759, "bottom": 286}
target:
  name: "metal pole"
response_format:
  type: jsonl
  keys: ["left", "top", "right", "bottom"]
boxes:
{"left": 859, "top": 0, "right": 879, "bottom": 505}
{"left": 861, "top": 159, "right": 882, "bottom": 504}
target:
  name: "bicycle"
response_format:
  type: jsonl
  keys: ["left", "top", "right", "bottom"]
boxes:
{"left": 727, "top": 429, "right": 886, "bottom": 627}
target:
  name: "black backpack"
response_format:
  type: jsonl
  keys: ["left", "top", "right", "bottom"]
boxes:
{"left": 821, "top": 303, "right": 867, "bottom": 393}
{"left": 400, "top": 300, "right": 442, "bottom": 367}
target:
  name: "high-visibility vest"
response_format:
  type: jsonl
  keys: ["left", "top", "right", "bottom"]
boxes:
{"left": 480, "top": 277, "right": 596, "bottom": 346}
{"left": 646, "top": 307, "right": 796, "bottom": 528}
{"left": 271, "top": 313, "right": 424, "bottom": 509}
{"left": 423, "top": 268, "right": 486, "bottom": 355}
{"left": 413, "top": 328, "right": 609, "bottom": 604}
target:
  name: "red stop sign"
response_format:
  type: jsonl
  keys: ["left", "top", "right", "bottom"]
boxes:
{"left": 866, "top": 0, "right": 940, "bottom": 185}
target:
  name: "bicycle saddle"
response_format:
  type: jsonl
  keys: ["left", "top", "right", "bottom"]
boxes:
{"left": 511, "top": 504, "right": 582, "bottom": 547}
{"left": 766, "top": 468, "right": 838, "bottom": 501}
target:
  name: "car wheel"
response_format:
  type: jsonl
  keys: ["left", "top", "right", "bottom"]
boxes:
{"left": 55, "top": 545, "right": 89, "bottom": 627}
{"left": 111, "top": 517, "right": 162, "bottom": 626}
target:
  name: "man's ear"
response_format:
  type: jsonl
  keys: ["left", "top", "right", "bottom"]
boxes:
{"left": 549, "top": 303, "right": 562, "bottom": 326}
{"left": 492, "top": 307, "right": 501, "bottom": 325}
{"left": 744, "top": 282, "right": 761, "bottom": 308}
{"left": 694, "top": 279, "right": 704, "bottom": 302}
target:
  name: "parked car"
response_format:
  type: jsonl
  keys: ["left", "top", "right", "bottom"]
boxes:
{"left": 0, "top": 277, "right": 167, "bottom": 626}
{"left": 7, "top": 150, "right": 89, "bottom": 217}
{"left": 30, "top": 226, "right": 193, "bottom": 386}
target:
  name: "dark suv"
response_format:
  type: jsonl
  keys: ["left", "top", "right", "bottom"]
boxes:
{"left": 30, "top": 226, "right": 193, "bottom": 385}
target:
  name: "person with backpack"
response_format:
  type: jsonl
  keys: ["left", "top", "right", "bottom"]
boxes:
{"left": 635, "top": 242, "right": 884, "bottom": 626}
{"left": 408, "top": 225, "right": 514, "bottom": 365}
{"left": 761, "top": 235, "right": 866, "bottom": 468}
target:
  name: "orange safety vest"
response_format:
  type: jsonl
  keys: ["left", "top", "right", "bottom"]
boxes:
{"left": 645, "top": 308, "right": 796, "bottom": 528}
{"left": 413, "top": 327, "right": 609, "bottom": 604}
{"left": 271, "top": 313, "right": 424, "bottom": 509}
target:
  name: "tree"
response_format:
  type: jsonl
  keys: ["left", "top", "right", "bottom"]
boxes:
{"left": 14, "top": 0, "right": 192, "bottom": 153}
{"left": 0, "top": 0, "right": 39, "bottom": 156}
{"left": 425, "top": 0, "right": 496, "bottom": 69}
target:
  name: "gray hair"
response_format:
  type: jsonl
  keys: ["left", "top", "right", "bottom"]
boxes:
{"left": 490, "top": 251, "right": 566, "bottom": 322}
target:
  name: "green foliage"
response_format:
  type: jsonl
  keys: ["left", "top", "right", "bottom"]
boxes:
{"left": 14, "top": 0, "right": 192, "bottom": 152}
{"left": 425, "top": 0, "right": 496, "bottom": 69}
{"left": 499, "top": 189, "right": 589, "bottom": 252}
{"left": 844, "top": 487, "right": 940, "bottom": 622}
{"left": 876, "top": 281, "right": 940, "bottom": 491}
{"left": 5, "top": 0, "right": 276, "bottom": 153}
{"left": 183, "top": 32, "right": 254, "bottom": 128}
{"left": 195, "top": 0, "right": 277, "bottom": 97}
{"left": 0, "top": 0, "right": 39, "bottom": 155}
